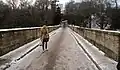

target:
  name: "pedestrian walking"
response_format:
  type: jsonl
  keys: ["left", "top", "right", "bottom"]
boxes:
{"left": 40, "top": 25, "right": 49, "bottom": 52}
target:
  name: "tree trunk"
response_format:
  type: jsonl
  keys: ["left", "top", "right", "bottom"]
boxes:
{"left": 100, "top": 23, "right": 104, "bottom": 29}
{"left": 115, "top": 0, "right": 118, "bottom": 9}
{"left": 89, "top": 17, "right": 91, "bottom": 28}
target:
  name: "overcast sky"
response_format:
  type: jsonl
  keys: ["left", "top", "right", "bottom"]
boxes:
{"left": 59, "top": 0, "right": 70, "bottom": 5}
{"left": 59, "top": 0, "right": 80, "bottom": 5}
{"left": 2, "top": 0, "right": 119, "bottom": 7}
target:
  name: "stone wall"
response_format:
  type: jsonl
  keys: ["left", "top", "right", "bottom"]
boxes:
{"left": 0, "top": 26, "right": 59, "bottom": 56}
{"left": 71, "top": 26, "right": 120, "bottom": 61}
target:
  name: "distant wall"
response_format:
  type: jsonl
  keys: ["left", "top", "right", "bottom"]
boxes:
{"left": 0, "top": 26, "right": 59, "bottom": 56}
{"left": 71, "top": 26, "right": 120, "bottom": 61}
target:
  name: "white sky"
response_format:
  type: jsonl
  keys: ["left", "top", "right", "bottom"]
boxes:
{"left": 2, "top": 0, "right": 119, "bottom": 7}
{"left": 59, "top": 0, "right": 70, "bottom": 5}
{"left": 2, "top": 0, "right": 72, "bottom": 6}
{"left": 59, "top": 0, "right": 80, "bottom": 5}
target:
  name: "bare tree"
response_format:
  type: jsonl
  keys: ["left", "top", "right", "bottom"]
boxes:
{"left": 19, "top": 0, "right": 30, "bottom": 9}
{"left": 6, "top": 0, "right": 19, "bottom": 9}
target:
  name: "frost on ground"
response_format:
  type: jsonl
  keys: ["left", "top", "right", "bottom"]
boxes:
{"left": 5, "top": 28, "right": 98, "bottom": 70}
{"left": 70, "top": 28, "right": 117, "bottom": 70}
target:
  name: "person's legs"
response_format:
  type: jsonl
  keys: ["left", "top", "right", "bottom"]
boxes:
{"left": 42, "top": 41, "right": 44, "bottom": 51}
{"left": 45, "top": 42, "right": 47, "bottom": 50}
{"left": 117, "top": 62, "right": 120, "bottom": 70}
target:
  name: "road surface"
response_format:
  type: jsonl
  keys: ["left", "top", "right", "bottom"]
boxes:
{"left": 4, "top": 27, "right": 99, "bottom": 70}
{"left": 0, "top": 27, "right": 117, "bottom": 70}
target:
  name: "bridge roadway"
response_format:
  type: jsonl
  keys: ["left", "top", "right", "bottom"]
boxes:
{"left": 0, "top": 27, "right": 117, "bottom": 70}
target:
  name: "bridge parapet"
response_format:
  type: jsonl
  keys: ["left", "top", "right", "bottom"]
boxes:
{"left": 0, "top": 26, "right": 59, "bottom": 56}
{"left": 71, "top": 26, "right": 120, "bottom": 61}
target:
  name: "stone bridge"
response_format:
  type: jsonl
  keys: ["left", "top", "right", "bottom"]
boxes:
{"left": 0, "top": 25, "right": 118, "bottom": 70}
{"left": 71, "top": 26, "right": 120, "bottom": 61}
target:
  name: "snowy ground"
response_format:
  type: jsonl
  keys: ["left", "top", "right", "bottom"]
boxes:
{"left": 0, "top": 28, "right": 58, "bottom": 70}
{"left": 69, "top": 28, "right": 117, "bottom": 70}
